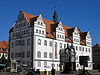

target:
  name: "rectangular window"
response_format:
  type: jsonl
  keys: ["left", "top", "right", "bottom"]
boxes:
{"left": 79, "top": 47, "right": 81, "bottom": 51}
{"left": 11, "top": 53, "right": 14, "bottom": 59}
{"left": 22, "top": 52, "right": 25, "bottom": 58}
{"left": 22, "top": 40, "right": 25, "bottom": 46}
{"left": 83, "top": 47, "right": 84, "bottom": 51}
{"left": 76, "top": 46, "right": 78, "bottom": 50}
{"left": 86, "top": 48, "right": 87, "bottom": 52}
{"left": 15, "top": 40, "right": 21, "bottom": 46}
{"left": 27, "top": 51, "right": 30, "bottom": 57}
{"left": 38, "top": 61, "right": 41, "bottom": 67}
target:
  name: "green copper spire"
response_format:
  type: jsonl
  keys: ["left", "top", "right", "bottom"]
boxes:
{"left": 53, "top": 10, "right": 58, "bottom": 23}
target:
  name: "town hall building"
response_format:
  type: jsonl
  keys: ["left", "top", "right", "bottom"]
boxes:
{"left": 9, "top": 10, "right": 93, "bottom": 71}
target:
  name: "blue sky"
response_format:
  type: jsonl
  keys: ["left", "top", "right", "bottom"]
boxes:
{"left": 0, "top": 0, "right": 100, "bottom": 45}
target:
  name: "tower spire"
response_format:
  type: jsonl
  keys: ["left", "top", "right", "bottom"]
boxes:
{"left": 53, "top": 9, "right": 58, "bottom": 23}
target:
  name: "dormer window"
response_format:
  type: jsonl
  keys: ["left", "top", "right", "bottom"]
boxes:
{"left": 74, "top": 32, "right": 78, "bottom": 35}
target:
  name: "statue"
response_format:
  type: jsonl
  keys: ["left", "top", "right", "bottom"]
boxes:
{"left": 59, "top": 44, "right": 76, "bottom": 74}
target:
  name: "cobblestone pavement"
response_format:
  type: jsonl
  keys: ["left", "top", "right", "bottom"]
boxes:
{"left": 40, "top": 70, "right": 100, "bottom": 75}
{"left": 0, "top": 70, "right": 100, "bottom": 75}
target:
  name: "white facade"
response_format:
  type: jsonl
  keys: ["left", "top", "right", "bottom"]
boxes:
{"left": 10, "top": 10, "right": 93, "bottom": 71}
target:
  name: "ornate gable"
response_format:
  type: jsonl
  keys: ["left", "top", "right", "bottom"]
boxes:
{"left": 56, "top": 21, "right": 65, "bottom": 41}
{"left": 56, "top": 21, "right": 64, "bottom": 32}
{"left": 73, "top": 26, "right": 80, "bottom": 44}
{"left": 86, "top": 31, "right": 92, "bottom": 46}
{"left": 34, "top": 14, "right": 45, "bottom": 27}
{"left": 34, "top": 14, "right": 46, "bottom": 37}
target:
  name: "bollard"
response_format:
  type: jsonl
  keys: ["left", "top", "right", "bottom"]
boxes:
{"left": 46, "top": 71, "right": 48, "bottom": 75}
{"left": 44, "top": 69, "right": 49, "bottom": 75}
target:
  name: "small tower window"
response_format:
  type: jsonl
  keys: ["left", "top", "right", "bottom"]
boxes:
{"left": 36, "top": 29, "right": 38, "bottom": 33}
{"left": 42, "top": 31, "right": 44, "bottom": 34}
{"left": 39, "top": 30, "right": 41, "bottom": 34}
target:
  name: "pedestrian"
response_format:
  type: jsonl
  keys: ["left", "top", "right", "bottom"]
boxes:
{"left": 36, "top": 69, "right": 40, "bottom": 75}
{"left": 44, "top": 69, "right": 47, "bottom": 75}
{"left": 51, "top": 68, "right": 55, "bottom": 75}
{"left": 32, "top": 69, "right": 36, "bottom": 75}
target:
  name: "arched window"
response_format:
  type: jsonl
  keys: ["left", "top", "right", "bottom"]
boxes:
{"left": 37, "top": 51, "right": 41, "bottom": 58}
{"left": 37, "top": 61, "right": 41, "bottom": 67}
{"left": 44, "top": 40, "right": 47, "bottom": 46}
{"left": 44, "top": 52, "right": 47, "bottom": 58}
{"left": 49, "top": 53, "right": 52, "bottom": 58}
{"left": 38, "top": 39, "right": 41, "bottom": 45}
{"left": 49, "top": 41, "right": 52, "bottom": 46}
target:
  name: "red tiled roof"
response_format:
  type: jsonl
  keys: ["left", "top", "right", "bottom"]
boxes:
{"left": 22, "top": 11, "right": 88, "bottom": 45}
{"left": 0, "top": 41, "right": 8, "bottom": 53}
{"left": 23, "top": 11, "right": 36, "bottom": 22}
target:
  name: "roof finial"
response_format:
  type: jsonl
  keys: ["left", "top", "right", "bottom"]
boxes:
{"left": 53, "top": 7, "right": 58, "bottom": 23}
